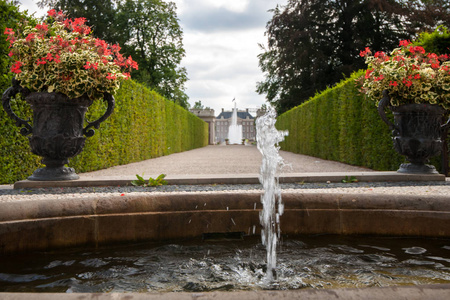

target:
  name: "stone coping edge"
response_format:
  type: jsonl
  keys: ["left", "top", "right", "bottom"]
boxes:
{"left": 0, "top": 283, "right": 449, "bottom": 299}
{"left": 1, "top": 192, "right": 450, "bottom": 255}
{"left": 13, "top": 171, "right": 445, "bottom": 189}
{"left": 2, "top": 192, "right": 450, "bottom": 222}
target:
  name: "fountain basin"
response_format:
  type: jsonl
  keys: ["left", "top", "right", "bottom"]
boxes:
{"left": 1, "top": 190, "right": 450, "bottom": 299}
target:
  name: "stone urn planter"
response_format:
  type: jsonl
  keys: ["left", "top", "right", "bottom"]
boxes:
{"left": 2, "top": 79, "right": 114, "bottom": 181}
{"left": 378, "top": 90, "right": 450, "bottom": 174}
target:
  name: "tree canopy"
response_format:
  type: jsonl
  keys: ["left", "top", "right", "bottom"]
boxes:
{"left": 37, "top": 0, "right": 189, "bottom": 108}
{"left": 116, "top": 0, "right": 188, "bottom": 108}
{"left": 257, "top": 0, "right": 450, "bottom": 113}
{"left": 191, "top": 100, "right": 210, "bottom": 110}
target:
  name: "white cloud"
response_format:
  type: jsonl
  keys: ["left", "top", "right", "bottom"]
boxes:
{"left": 18, "top": 0, "right": 46, "bottom": 17}
{"left": 174, "top": 0, "right": 288, "bottom": 114}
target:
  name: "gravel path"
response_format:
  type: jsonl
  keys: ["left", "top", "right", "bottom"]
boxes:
{"left": 1, "top": 181, "right": 449, "bottom": 203}
{"left": 81, "top": 145, "right": 373, "bottom": 177}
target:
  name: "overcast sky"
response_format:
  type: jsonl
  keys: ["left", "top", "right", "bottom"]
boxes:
{"left": 18, "top": 0, "right": 288, "bottom": 115}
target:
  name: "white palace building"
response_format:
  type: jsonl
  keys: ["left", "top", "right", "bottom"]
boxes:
{"left": 189, "top": 107, "right": 265, "bottom": 144}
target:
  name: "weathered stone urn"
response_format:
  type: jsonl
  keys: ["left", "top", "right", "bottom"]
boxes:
{"left": 378, "top": 90, "right": 450, "bottom": 174}
{"left": 2, "top": 78, "right": 114, "bottom": 181}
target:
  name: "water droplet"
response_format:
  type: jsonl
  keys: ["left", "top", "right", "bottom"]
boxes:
{"left": 403, "top": 247, "right": 427, "bottom": 255}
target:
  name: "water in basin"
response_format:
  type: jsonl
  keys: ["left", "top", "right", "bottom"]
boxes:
{"left": 1, "top": 235, "right": 449, "bottom": 293}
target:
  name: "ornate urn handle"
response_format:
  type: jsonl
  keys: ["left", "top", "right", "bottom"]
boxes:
{"left": 2, "top": 78, "right": 32, "bottom": 136}
{"left": 83, "top": 92, "right": 115, "bottom": 137}
{"left": 377, "top": 90, "right": 399, "bottom": 134}
{"left": 442, "top": 115, "right": 450, "bottom": 130}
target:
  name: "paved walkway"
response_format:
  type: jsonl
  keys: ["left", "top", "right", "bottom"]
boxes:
{"left": 82, "top": 144, "right": 373, "bottom": 177}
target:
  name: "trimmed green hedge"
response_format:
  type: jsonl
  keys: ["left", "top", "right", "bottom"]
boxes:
{"left": 0, "top": 80, "right": 208, "bottom": 183}
{"left": 276, "top": 70, "right": 447, "bottom": 171}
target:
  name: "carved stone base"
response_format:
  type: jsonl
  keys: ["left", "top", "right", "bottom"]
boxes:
{"left": 397, "top": 163, "right": 438, "bottom": 174}
{"left": 28, "top": 166, "right": 79, "bottom": 181}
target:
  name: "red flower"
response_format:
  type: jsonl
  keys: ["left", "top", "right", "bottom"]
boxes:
{"left": 360, "top": 47, "right": 371, "bottom": 57}
{"left": 45, "top": 52, "right": 54, "bottom": 61}
{"left": 365, "top": 68, "right": 373, "bottom": 79}
{"left": 8, "top": 51, "right": 13, "bottom": 57}
{"left": 73, "top": 26, "right": 83, "bottom": 34}
{"left": 409, "top": 46, "right": 426, "bottom": 54}
{"left": 54, "top": 54, "right": 61, "bottom": 63}
{"left": 402, "top": 79, "right": 413, "bottom": 87}
{"left": 127, "top": 56, "right": 139, "bottom": 70}
{"left": 72, "top": 17, "right": 87, "bottom": 26}
{"left": 4, "top": 27, "right": 14, "bottom": 35}
{"left": 63, "top": 19, "right": 71, "bottom": 29}
{"left": 111, "top": 44, "right": 121, "bottom": 52}
{"left": 374, "top": 75, "right": 384, "bottom": 82}
{"left": 399, "top": 40, "right": 411, "bottom": 47}
{"left": 374, "top": 51, "right": 385, "bottom": 58}
{"left": 35, "top": 23, "right": 49, "bottom": 32}
{"left": 414, "top": 74, "right": 421, "bottom": 80}
{"left": 114, "top": 53, "right": 126, "bottom": 67}
{"left": 11, "top": 61, "right": 22, "bottom": 74}
{"left": 106, "top": 73, "right": 117, "bottom": 80}
{"left": 393, "top": 55, "right": 405, "bottom": 62}
{"left": 389, "top": 81, "right": 398, "bottom": 87}
{"left": 47, "top": 9, "right": 57, "bottom": 17}
{"left": 25, "top": 33, "right": 35, "bottom": 42}
{"left": 439, "top": 54, "right": 449, "bottom": 61}
{"left": 36, "top": 58, "right": 47, "bottom": 65}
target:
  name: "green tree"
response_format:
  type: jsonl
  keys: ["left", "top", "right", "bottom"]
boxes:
{"left": 257, "top": 0, "right": 447, "bottom": 113}
{"left": 116, "top": 0, "right": 189, "bottom": 108}
{"left": 192, "top": 101, "right": 204, "bottom": 109}
{"left": 403, "top": 0, "right": 450, "bottom": 32}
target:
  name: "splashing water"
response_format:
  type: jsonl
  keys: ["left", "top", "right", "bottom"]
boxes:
{"left": 256, "top": 107, "right": 288, "bottom": 281}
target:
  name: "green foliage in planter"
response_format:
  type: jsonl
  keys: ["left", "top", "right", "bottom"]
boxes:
{"left": 0, "top": 80, "right": 208, "bottom": 183}
{"left": 276, "top": 70, "right": 429, "bottom": 172}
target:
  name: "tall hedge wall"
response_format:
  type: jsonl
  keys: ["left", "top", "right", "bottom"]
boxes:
{"left": 0, "top": 80, "right": 208, "bottom": 183}
{"left": 276, "top": 70, "right": 447, "bottom": 171}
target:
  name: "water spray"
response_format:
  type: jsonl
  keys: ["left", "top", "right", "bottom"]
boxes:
{"left": 256, "top": 106, "right": 288, "bottom": 281}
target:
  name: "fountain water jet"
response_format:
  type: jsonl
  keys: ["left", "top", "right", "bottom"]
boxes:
{"left": 228, "top": 102, "right": 242, "bottom": 144}
{"left": 256, "top": 107, "right": 288, "bottom": 281}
